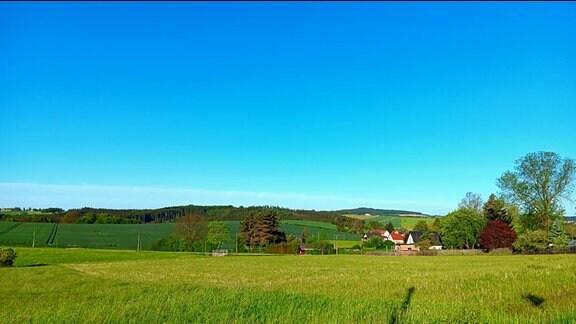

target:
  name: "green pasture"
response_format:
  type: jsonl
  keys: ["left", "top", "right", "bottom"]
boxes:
{"left": 1, "top": 248, "right": 575, "bottom": 323}
{"left": 281, "top": 220, "right": 337, "bottom": 230}
{"left": 0, "top": 221, "right": 361, "bottom": 250}
{"left": 364, "top": 215, "right": 403, "bottom": 227}
{"left": 400, "top": 216, "right": 438, "bottom": 229}
{"left": 348, "top": 214, "right": 439, "bottom": 229}
{"left": 328, "top": 240, "right": 359, "bottom": 248}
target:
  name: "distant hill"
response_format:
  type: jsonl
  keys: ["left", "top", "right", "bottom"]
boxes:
{"left": 336, "top": 207, "right": 424, "bottom": 216}
{"left": 0, "top": 205, "right": 342, "bottom": 224}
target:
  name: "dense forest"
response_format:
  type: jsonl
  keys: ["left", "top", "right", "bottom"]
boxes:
{"left": 0, "top": 205, "right": 344, "bottom": 224}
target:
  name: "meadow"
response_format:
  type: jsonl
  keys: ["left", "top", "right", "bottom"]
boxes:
{"left": 1, "top": 247, "right": 575, "bottom": 323}
{"left": 344, "top": 214, "right": 438, "bottom": 229}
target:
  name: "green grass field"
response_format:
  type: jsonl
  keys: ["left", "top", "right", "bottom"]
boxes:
{"left": 1, "top": 248, "right": 574, "bottom": 323}
{"left": 0, "top": 221, "right": 361, "bottom": 250}
{"left": 281, "top": 220, "right": 338, "bottom": 230}
{"left": 347, "top": 214, "right": 439, "bottom": 229}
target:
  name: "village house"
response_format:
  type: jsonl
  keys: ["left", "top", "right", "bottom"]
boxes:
{"left": 362, "top": 229, "right": 389, "bottom": 241}
{"left": 362, "top": 229, "right": 405, "bottom": 244}
{"left": 396, "top": 230, "right": 443, "bottom": 254}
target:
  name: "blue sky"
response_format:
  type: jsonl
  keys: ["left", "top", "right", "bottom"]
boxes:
{"left": 1, "top": 2, "right": 575, "bottom": 215}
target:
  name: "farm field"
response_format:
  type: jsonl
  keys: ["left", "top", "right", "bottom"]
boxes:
{"left": 346, "top": 214, "right": 439, "bottom": 229}
{"left": 0, "top": 221, "right": 361, "bottom": 250}
{"left": 1, "top": 248, "right": 575, "bottom": 323}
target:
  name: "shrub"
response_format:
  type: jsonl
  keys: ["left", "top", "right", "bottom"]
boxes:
{"left": 0, "top": 247, "right": 17, "bottom": 267}
{"left": 311, "top": 242, "right": 335, "bottom": 255}
{"left": 150, "top": 236, "right": 186, "bottom": 252}
{"left": 513, "top": 230, "right": 549, "bottom": 253}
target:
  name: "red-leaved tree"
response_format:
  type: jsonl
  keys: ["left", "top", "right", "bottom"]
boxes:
{"left": 479, "top": 220, "right": 517, "bottom": 250}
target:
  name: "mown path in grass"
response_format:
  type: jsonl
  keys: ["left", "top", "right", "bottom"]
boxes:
{"left": 1, "top": 248, "right": 575, "bottom": 323}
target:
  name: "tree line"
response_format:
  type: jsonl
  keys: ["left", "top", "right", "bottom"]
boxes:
{"left": 0, "top": 205, "right": 342, "bottom": 225}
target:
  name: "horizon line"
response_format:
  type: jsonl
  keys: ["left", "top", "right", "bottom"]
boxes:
{"left": 0, "top": 182, "right": 446, "bottom": 215}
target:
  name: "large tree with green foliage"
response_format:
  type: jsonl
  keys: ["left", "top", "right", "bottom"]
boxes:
{"left": 207, "top": 221, "right": 231, "bottom": 250}
{"left": 240, "top": 210, "right": 286, "bottom": 248}
{"left": 347, "top": 218, "right": 365, "bottom": 234}
{"left": 497, "top": 151, "right": 575, "bottom": 231}
{"left": 440, "top": 208, "right": 487, "bottom": 249}
{"left": 413, "top": 220, "right": 429, "bottom": 231}
{"left": 175, "top": 214, "right": 208, "bottom": 250}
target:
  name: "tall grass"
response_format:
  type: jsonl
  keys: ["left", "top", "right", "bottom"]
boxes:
{"left": 1, "top": 248, "right": 575, "bottom": 323}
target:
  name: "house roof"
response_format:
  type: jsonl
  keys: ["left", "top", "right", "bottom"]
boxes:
{"left": 370, "top": 229, "right": 389, "bottom": 235}
{"left": 390, "top": 231, "right": 404, "bottom": 241}
{"left": 407, "top": 230, "right": 442, "bottom": 246}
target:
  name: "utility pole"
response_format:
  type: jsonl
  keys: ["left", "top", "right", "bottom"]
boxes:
{"left": 137, "top": 231, "right": 141, "bottom": 252}
{"left": 333, "top": 234, "right": 338, "bottom": 255}
{"left": 32, "top": 227, "right": 36, "bottom": 248}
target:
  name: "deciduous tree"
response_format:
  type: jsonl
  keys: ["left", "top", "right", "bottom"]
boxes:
{"left": 440, "top": 208, "right": 487, "bottom": 249}
{"left": 207, "top": 221, "right": 230, "bottom": 250}
{"left": 478, "top": 220, "right": 517, "bottom": 250}
{"left": 429, "top": 218, "right": 441, "bottom": 232}
{"left": 497, "top": 151, "right": 575, "bottom": 231}
{"left": 176, "top": 214, "right": 208, "bottom": 250}
{"left": 458, "top": 192, "right": 484, "bottom": 215}
{"left": 413, "top": 220, "right": 429, "bottom": 231}
{"left": 513, "top": 230, "right": 549, "bottom": 253}
{"left": 347, "top": 218, "right": 365, "bottom": 235}
{"left": 368, "top": 221, "right": 382, "bottom": 230}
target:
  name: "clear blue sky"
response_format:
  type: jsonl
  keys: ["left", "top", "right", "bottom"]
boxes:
{"left": 1, "top": 2, "right": 575, "bottom": 215}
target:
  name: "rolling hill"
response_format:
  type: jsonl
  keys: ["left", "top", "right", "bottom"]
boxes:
{"left": 336, "top": 207, "right": 425, "bottom": 216}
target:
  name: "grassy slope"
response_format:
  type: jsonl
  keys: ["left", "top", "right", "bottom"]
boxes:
{"left": 1, "top": 248, "right": 575, "bottom": 323}
{"left": 347, "top": 214, "right": 439, "bottom": 229}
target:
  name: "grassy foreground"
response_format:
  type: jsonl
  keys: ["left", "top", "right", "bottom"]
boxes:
{"left": 1, "top": 248, "right": 575, "bottom": 323}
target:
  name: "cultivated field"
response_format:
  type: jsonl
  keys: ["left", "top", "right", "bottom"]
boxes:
{"left": 0, "top": 221, "right": 361, "bottom": 250}
{"left": 1, "top": 248, "right": 575, "bottom": 323}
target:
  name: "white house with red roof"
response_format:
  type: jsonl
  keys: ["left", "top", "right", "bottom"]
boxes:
{"left": 363, "top": 229, "right": 405, "bottom": 244}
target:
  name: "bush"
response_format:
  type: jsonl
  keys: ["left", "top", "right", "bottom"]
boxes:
{"left": 264, "top": 242, "right": 299, "bottom": 254}
{"left": 150, "top": 236, "right": 186, "bottom": 251}
{"left": 311, "top": 242, "right": 335, "bottom": 255}
{"left": 0, "top": 248, "right": 17, "bottom": 267}
{"left": 514, "top": 230, "right": 549, "bottom": 253}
